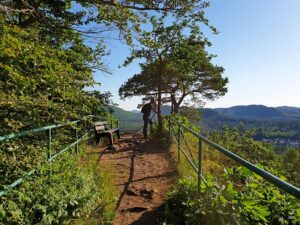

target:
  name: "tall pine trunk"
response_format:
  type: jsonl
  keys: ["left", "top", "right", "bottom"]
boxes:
{"left": 157, "top": 73, "right": 162, "bottom": 134}
{"left": 173, "top": 103, "right": 179, "bottom": 114}
{"left": 157, "top": 59, "right": 163, "bottom": 134}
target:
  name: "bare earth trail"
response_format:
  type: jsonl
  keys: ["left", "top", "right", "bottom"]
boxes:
{"left": 93, "top": 133, "right": 178, "bottom": 225}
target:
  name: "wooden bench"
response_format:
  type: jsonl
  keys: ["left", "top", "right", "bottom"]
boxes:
{"left": 94, "top": 121, "right": 120, "bottom": 148}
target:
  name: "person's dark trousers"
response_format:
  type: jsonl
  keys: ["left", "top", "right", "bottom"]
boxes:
{"left": 143, "top": 114, "right": 149, "bottom": 137}
{"left": 149, "top": 119, "right": 153, "bottom": 134}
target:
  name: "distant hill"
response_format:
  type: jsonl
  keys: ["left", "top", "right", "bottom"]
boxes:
{"left": 276, "top": 106, "right": 300, "bottom": 120}
{"left": 111, "top": 106, "right": 142, "bottom": 131}
{"left": 111, "top": 106, "right": 142, "bottom": 121}
{"left": 131, "top": 110, "right": 141, "bottom": 114}
{"left": 112, "top": 105, "right": 300, "bottom": 140}
{"left": 197, "top": 105, "right": 300, "bottom": 142}
{"left": 112, "top": 105, "right": 300, "bottom": 122}
{"left": 209, "top": 105, "right": 300, "bottom": 121}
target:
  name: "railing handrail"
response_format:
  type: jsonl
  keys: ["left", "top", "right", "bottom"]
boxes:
{"left": 0, "top": 120, "right": 80, "bottom": 142}
{"left": 0, "top": 115, "right": 115, "bottom": 142}
{"left": 167, "top": 116, "right": 300, "bottom": 199}
{"left": 0, "top": 115, "right": 117, "bottom": 197}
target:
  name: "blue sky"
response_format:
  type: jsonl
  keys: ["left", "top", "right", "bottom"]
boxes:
{"left": 93, "top": 0, "right": 300, "bottom": 111}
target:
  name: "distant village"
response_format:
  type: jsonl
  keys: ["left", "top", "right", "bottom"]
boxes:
{"left": 262, "top": 138, "right": 300, "bottom": 148}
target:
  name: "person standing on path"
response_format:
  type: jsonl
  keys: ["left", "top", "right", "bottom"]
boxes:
{"left": 141, "top": 97, "right": 157, "bottom": 138}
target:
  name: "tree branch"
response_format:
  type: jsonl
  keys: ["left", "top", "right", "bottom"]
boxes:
{"left": 98, "top": 0, "right": 169, "bottom": 11}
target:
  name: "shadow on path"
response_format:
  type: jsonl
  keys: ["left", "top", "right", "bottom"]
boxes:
{"left": 129, "top": 205, "right": 165, "bottom": 225}
{"left": 116, "top": 147, "right": 136, "bottom": 210}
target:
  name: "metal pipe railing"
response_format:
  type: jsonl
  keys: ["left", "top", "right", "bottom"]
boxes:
{"left": 0, "top": 115, "right": 117, "bottom": 197}
{"left": 166, "top": 116, "right": 300, "bottom": 199}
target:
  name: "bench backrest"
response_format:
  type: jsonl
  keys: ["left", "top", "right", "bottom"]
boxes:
{"left": 95, "top": 121, "right": 110, "bottom": 132}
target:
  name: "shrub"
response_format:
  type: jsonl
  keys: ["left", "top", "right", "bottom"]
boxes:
{"left": 164, "top": 168, "right": 300, "bottom": 225}
{"left": 0, "top": 150, "right": 116, "bottom": 225}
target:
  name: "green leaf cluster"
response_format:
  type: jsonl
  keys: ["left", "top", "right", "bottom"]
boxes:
{"left": 165, "top": 168, "right": 299, "bottom": 225}
{"left": 120, "top": 13, "right": 228, "bottom": 131}
{"left": 0, "top": 150, "right": 116, "bottom": 224}
{"left": 0, "top": 17, "right": 105, "bottom": 132}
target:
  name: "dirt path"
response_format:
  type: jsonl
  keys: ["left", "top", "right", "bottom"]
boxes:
{"left": 94, "top": 133, "right": 177, "bottom": 225}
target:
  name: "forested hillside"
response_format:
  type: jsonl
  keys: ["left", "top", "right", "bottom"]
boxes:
{"left": 207, "top": 105, "right": 300, "bottom": 121}
{"left": 198, "top": 105, "right": 300, "bottom": 145}
{"left": 113, "top": 105, "right": 300, "bottom": 149}
{"left": 112, "top": 107, "right": 142, "bottom": 121}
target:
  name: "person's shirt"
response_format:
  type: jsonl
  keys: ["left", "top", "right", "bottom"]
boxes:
{"left": 141, "top": 102, "right": 157, "bottom": 116}
{"left": 141, "top": 103, "right": 152, "bottom": 116}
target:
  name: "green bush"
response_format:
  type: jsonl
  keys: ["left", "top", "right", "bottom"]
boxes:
{"left": 164, "top": 167, "right": 300, "bottom": 225}
{"left": 0, "top": 151, "right": 116, "bottom": 225}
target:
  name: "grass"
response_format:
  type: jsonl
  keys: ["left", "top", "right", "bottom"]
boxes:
{"left": 71, "top": 143, "right": 118, "bottom": 225}
{"left": 168, "top": 130, "right": 240, "bottom": 180}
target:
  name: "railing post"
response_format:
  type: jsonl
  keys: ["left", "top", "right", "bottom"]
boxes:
{"left": 47, "top": 129, "right": 52, "bottom": 160}
{"left": 178, "top": 123, "right": 181, "bottom": 164}
{"left": 198, "top": 138, "right": 203, "bottom": 191}
{"left": 75, "top": 122, "right": 79, "bottom": 154}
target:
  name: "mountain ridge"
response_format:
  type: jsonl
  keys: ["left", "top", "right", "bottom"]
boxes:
{"left": 114, "top": 104, "right": 300, "bottom": 121}
{"left": 203, "top": 105, "right": 300, "bottom": 121}
{"left": 112, "top": 104, "right": 300, "bottom": 141}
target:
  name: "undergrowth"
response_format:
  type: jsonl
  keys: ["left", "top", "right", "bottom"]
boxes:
{"left": 165, "top": 169, "right": 300, "bottom": 225}
{"left": 157, "top": 115, "right": 300, "bottom": 225}
{"left": 0, "top": 145, "right": 116, "bottom": 225}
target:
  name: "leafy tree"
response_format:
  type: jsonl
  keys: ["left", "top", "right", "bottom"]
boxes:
{"left": 0, "top": 16, "right": 104, "bottom": 133}
{"left": 282, "top": 148, "right": 300, "bottom": 186}
{"left": 119, "top": 38, "right": 228, "bottom": 114}
{"left": 121, "top": 12, "right": 226, "bottom": 132}
{"left": 209, "top": 126, "right": 277, "bottom": 165}
{"left": 0, "top": 0, "right": 212, "bottom": 45}
{"left": 0, "top": 1, "right": 217, "bottom": 132}
{"left": 166, "top": 39, "right": 228, "bottom": 113}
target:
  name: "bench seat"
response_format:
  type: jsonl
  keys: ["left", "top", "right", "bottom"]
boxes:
{"left": 94, "top": 121, "right": 120, "bottom": 147}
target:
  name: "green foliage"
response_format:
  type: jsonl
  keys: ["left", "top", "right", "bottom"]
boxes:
{"left": 121, "top": 7, "right": 220, "bottom": 132}
{"left": 120, "top": 14, "right": 228, "bottom": 116}
{"left": 209, "top": 126, "right": 277, "bottom": 166}
{"left": 165, "top": 168, "right": 300, "bottom": 225}
{"left": 1, "top": 1, "right": 213, "bottom": 46}
{"left": 281, "top": 148, "right": 300, "bottom": 186}
{"left": 161, "top": 116, "right": 300, "bottom": 224}
{"left": 0, "top": 1, "right": 225, "bottom": 224}
{"left": 0, "top": 18, "right": 103, "bottom": 133}
{"left": 208, "top": 126, "right": 299, "bottom": 186}
{"left": 0, "top": 151, "right": 116, "bottom": 225}
{"left": 0, "top": 124, "right": 82, "bottom": 188}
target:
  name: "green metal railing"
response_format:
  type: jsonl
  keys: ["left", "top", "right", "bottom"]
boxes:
{"left": 0, "top": 115, "right": 117, "bottom": 197}
{"left": 166, "top": 117, "right": 300, "bottom": 199}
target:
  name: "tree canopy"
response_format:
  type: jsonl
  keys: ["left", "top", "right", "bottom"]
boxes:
{"left": 0, "top": 0, "right": 214, "bottom": 133}
{"left": 119, "top": 38, "right": 228, "bottom": 113}
{"left": 120, "top": 14, "right": 227, "bottom": 131}
{"left": 0, "top": 0, "right": 213, "bottom": 45}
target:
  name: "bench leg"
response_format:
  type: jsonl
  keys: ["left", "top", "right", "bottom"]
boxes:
{"left": 95, "top": 130, "right": 100, "bottom": 145}
{"left": 116, "top": 130, "right": 120, "bottom": 139}
{"left": 108, "top": 133, "right": 113, "bottom": 146}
